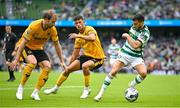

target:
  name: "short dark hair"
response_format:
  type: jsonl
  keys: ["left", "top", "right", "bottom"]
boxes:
{"left": 132, "top": 14, "right": 144, "bottom": 22}
{"left": 73, "top": 15, "right": 84, "bottom": 21}
{"left": 43, "top": 12, "right": 52, "bottom": 20}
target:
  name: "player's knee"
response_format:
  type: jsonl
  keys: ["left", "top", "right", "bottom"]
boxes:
{"left": 140, "top": 71, "right": 147, "bottom": 79}
{"left": 27, "top": 58, "right": 37, "bottom": 65}
{"left": 82, "top": 64, "right": 89, "bottom": 70}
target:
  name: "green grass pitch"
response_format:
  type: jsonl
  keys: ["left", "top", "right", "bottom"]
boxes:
{"left": 0, "top": 71, "right": 180, "bottom": 107}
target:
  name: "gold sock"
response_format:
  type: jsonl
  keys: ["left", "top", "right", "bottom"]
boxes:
{"left": 56, "top": 74, "right": 68, "bottom": 86}
{"left": 84, "top": 75, "right": 90, "bottom": 87}
{"left": 36, "top": 68, "right": 51, "bottom": 90}
{"left": 20, "top": 63, "right": 36, "bottom": 86}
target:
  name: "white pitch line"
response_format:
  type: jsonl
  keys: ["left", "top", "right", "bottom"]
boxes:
{"left": 0, "top": 86, "right": 83, "bottom": 91}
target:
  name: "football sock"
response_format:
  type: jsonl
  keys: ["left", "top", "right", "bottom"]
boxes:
{"left": 56, "top": 73, "right": 68, "bottom": 86}
{"left": 32, "top": 88, "right": 39, "bottom": 94}
{"left": 8, "top": 66, "right": 15, "bottom": 79}
{"left": 103, "top": 74, "right": 113, "bottom": 87}
{"left": 53, "top": 85, "right": 59, "bottom": 90}
{"left": 20, "top": 63, "right": 36, "bottom": 86}
{"left": 98, "top": 74, "right": 114, "bottom": 95}
{"left": 18, "top": 84, "right": 23, "bottom": 89}
{"left": 36, "top": 68, "right": 51, "bottom": 90}
{"left": 130, "top": 74, "right": 144, "bottom": 87}
{"left": 84, "top": 75, "right": 90, "bottom": 87}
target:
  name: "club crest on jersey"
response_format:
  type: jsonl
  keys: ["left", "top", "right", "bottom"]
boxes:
{"left": 26, "top": 29, "right": 32, "bottom": 35}
{"left": 27, "top": 50, "right": 32, "bottom": 54}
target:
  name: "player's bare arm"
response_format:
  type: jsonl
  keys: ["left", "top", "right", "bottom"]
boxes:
{"left": 69, "top": 48, "right": 80, "bottom": 64}
{"left": 69, "top": 33, "right": 96, "bottom": 41}
{"left": 122, "top": 33, "right": 142, "bottom": 49}
{"left": 10, "top": 37, "right": 28, "bottom": 70}
{"left": 53, "top": 40, "right": 67, "bottom": 71}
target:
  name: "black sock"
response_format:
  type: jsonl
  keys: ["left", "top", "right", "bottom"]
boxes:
{"left": 8, "top": 67, "right": 15, "bottom": 79}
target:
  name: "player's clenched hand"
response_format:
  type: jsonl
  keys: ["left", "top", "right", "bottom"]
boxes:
{"left": 68, "top": 33, "right": 78, "bottom": 39}
{"left": 9, "top": 59, "right": 18, "bottom": 71}
{"left": 122, "top": 33, "right": 129, "bottom": 39}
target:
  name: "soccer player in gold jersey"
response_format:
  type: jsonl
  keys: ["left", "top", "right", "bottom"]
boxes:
{"left": 10, "top": 11, "right": 67, "bottom": 100}
{"left": 44, "top": 15, "right": 105, "bottom": 99}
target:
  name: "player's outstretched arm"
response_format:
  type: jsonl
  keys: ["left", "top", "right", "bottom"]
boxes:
{"left": 69, "top": 48, "right": 80, "bottom": 64}
{"left": 69, "top": 33, "right": 96, "bottom": 41}
{"left": 53, "top": 40, "right": 67, "bottom": 71}
{"left": 10, "top": 37, "right": 28, "bottom": 70}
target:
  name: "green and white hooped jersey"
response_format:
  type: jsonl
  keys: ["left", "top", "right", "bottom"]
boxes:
{"left": 121, "top": 25, "right": 150, "bottom": 57}
{"left": 108, "top": 44, "right": 120, "bottom": 59}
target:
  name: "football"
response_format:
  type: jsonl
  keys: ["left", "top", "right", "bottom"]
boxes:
{"left": 125, "top": 88, "right": 139, "bottom": 102}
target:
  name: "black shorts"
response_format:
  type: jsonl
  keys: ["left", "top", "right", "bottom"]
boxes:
{"left": 5, "top": 49, "right": 14, "bottom": 62}
{"left": 24, "top": 47, "right": 49, "bottom": 63}
{"left": 77, "top": 55, "right": 104, "bottom": 71}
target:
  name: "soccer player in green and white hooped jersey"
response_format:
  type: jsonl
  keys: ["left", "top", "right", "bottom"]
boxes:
{"left": 94, "top": 14, "right": 150, "bottom": 101}
{"left": 108, "top": 38, "right": 120, "bottom": 66}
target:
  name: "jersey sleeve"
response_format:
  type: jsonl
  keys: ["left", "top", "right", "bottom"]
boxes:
{"left": 50, "top": 27, "right": 59, "bottom": 41}
{"left": 137, "top": 32, "right": 150, "bottom": 44}
{"left": 22, "top": 24, "right": 34, "bottom": 40}
{"left": 86, "top": 26, "right": 96, "bottom": 35}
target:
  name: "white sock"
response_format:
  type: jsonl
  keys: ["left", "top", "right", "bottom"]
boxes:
{"left": 54, "top": 85, "right": 59, "bottom": 90}
{"left": 84, "top": 86, "right": 89, "bottom": 90}
{"left": 104, "top": 74, "right": 113, "bottom": 87}
{"left": 33, "top": 88, "right": 39, "bottom": 94}
{"left": 130, "top": 74, "right": 144, "bottom": 87}
{"left": 98, "top": 74, "right": 114, "bottom": 96}
{"left": 17, "top": 84, "right": 23, "bottom": 91}
{"left": 18, "top": 84, "right": 23, "bottom": 88}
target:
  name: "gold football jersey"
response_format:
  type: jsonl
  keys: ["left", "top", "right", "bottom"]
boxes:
{"left": 74, "top": 26, "right": 105, "bottom": 59}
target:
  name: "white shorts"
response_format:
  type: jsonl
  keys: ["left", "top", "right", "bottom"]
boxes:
{"left": 109, "top": 58, "right": 117, "bottom": 66}
{"left": 116, "top": 51, "right": 145, "bottom": 67}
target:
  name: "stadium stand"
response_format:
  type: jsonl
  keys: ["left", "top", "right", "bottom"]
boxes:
{"left": 0, "top": 0, "right": 179, "bottom": 20}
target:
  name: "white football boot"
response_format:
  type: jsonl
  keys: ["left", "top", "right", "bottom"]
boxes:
{"left": 44, "top": 86, "right": 59, "bottom": 95}
{"left": 16, "top": 86, "right": 23, "bottom": 100}
{"left": 94, "top": 91, "right": 103, "bottom": 102}
{"left": 80, "top": 87, "right": 91, "bottom": 99}
{"left": 31, "top": 92, "right": 40, "bottom": 100}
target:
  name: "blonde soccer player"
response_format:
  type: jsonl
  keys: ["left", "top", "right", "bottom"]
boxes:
{"left": 10, "top": 11, "right": 67, "bottom": 100}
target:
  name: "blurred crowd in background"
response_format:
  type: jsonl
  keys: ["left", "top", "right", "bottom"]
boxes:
{"left": 1, "top": 29, "right": 179, "bottom": 75}
{"left": 0, "top": 0, "right": 179, "bottom": 20}
{"left": 0, "top": 0, "right": 179, "bottom": 75}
